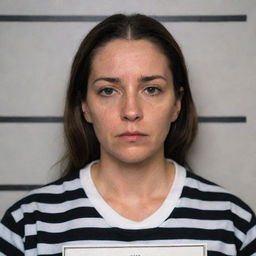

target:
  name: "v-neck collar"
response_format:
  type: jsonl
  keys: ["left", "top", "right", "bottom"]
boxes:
{"left": 80, "top": 159, "right": 186, "bottom": 229}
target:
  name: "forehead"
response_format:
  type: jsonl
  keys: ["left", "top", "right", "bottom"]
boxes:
{"left": 89, "top": 39, "right": 171, "bottom": 77}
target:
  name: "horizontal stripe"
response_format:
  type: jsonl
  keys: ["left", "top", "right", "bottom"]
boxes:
{"left": 0, "top": 116, "right": 246, "bottom": 124}
{"left": 181, "top": 187, "right": 252, "bottom": 219}
{"left": 172, "top": 207, "right": 249, "bottom": 237}
{"left": 25, "top": 218, "right": 110, "bottom": 236}
{"left": 14, "top": 189, "right": 86, "bottom": 206}
{"left": 12, "top": 199, "right": 90, "bottom": 222}
{"left": 25, "top": 244, "right": 61, "bottom": 255}
{"left": 161, "top": 218, "right": 245, "bottom": 241}
{"left": 178, "top": 198, "right": 252, "bottom": 222}
{"left": 28, "top": 178, "right": 81, "bottom": 195}
{"left": 12, "top": 198, "right": 92, "bottom": 221}
{"left": 172, "top": 207, "right": 232, "bottom": 220}
{"left": 185, "top": 177, "right": 227, "bottom": 193}
{"left": 182, "top": 186, "right": 239, "bottom": 202}
{"left": 25, "top": 227, "right": 235, "bottom": 244}
{"left": 24, "top": 248, "right": 52, "bottom": 256}
{"left": 0, "top": 15, "right": 247, "bottom": 23}
{"left": 16, "top": 207, "right": 101, "bottom": 225}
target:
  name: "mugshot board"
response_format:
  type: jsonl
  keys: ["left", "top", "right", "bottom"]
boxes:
{"left": 0, "top": 0, "right": 255, "bottom": 219}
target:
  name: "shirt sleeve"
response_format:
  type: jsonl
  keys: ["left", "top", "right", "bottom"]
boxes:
{"left": 239, "top": 212, "right": 256, "bottom": 255}
{"left": 0, "top": 209, "right": 24, "bottom": 256}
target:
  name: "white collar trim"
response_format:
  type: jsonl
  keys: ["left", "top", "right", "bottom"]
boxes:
{"left": 80, "top": 159, "right": 186, "bottom": 229}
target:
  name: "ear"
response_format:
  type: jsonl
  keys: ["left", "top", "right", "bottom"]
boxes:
{"left": 81, "top": 101, "right": 93, "bottom": 123}
{"left": 171, "top": 87, "right": 184, "bottom": 122}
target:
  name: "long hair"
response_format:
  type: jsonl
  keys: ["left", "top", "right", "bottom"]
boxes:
{"left": 63, "top": 14, "right": 197, "bottom": 175}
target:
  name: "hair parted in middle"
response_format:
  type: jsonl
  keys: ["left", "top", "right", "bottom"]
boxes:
{"left": 63, "top": 13, "right": 197, "bottom": 175}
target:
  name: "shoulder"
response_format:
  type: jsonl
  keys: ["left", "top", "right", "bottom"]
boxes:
{"left": 182, "top": 169, "right": 255, "bottom": 229}
{"left": 172, "top": 160, "right": 255, "bottom": 220}
{"left": 184, "top": 170, "right": 253, "bottom": 209}
{"left": 2, "top": 171, "right": 85, "bottom": 225}
{"left": 0, "top": 170, "right": 91, "bottom": 254}
{"left": 173, "top": 167, "right": 256, "bottom": 254}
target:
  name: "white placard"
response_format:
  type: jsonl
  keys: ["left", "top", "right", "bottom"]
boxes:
{"left": 63, "top": 244, "right": 207, "bottom": 256}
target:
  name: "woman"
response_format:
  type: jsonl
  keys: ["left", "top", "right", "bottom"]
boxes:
{"left": 0, "top": 14, "right": 255, "bottom": 256}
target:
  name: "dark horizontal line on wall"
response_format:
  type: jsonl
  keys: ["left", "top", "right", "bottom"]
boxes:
{"left": 0, "top": 116, "right": 247, "bottom": 123}
{"left": 154, "top": 15, "right": 247, "bottom": 22}
{"left": 198, "top": 116, "right": 246, "bottom": 123}
{"left": 0, "top": 15, "right": 247, "bottom": 23}
{"left": 0, "top": 184, "right": 42, "bottom": 191}
{"left": 0, "top": 116, "right": 63, "bottom": 123}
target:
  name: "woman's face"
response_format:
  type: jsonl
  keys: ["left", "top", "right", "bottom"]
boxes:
{"left": 82, "top": 39, "right": 181, "bottom": 164}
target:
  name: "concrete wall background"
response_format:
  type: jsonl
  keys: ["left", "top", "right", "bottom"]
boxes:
{"left": 0, "top": 0, "right": 255, "bottom": 218}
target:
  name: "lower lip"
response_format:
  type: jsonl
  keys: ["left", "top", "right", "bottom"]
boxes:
{"left": 119, "top": 135, "right": 147, "bottom": 142}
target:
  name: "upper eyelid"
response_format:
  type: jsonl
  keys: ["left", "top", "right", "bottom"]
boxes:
{"left": 96, "top": 84, "right": 118, "bottom": 91}
{"left": 143, "top": 85, "right": 163, "bottom": 90}
{"left": 98, "top": 85, "right": 116, "bottom": 89}
{"left": 144, "top": 86, "right": 162, "bottom": 93}
{"left": 95, "top": 84, "right": 163, "bottom": 93}
{"left": 144, "top": 85, "right": 160, "bottom": 89}
{"left": 99, "top": 87, "right": 116, "bottom": 92}
{"left": 98, "top": 87, "right": 118, "bottom": 96}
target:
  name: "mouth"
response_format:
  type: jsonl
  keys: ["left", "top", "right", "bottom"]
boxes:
{"left": 118, "top": 131, "right": 148, "bottom": 136}
{"left": 117, "top": 131, "right": 148, "bottom": 142}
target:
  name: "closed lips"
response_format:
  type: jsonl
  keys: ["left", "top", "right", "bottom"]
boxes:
{"left": 118, "top": 132, "right": 147, "bottom": 136}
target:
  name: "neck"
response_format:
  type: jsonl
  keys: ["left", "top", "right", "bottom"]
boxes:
{"left": 91, "top": 153, "right": 175, "bottom": 199}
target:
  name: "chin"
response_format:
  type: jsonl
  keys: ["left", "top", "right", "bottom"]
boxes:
{"left": 111, "top": 148, "right": 161, "bottom": 165}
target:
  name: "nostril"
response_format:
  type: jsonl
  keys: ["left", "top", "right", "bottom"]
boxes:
{"left": 122, "top": 108, "right": 142, "bottom": 121}
{"left": 123, "top": 114, "right": 141, "bottom": 121}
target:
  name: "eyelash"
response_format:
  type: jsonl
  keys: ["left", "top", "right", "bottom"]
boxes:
{"left": 98, "top": 86, "right": 162, "bottom": 97}
{"left": 98, "top": 87, "right": 116, "bottom": 96}
{"left": 144, "top": 86, "right": 162, "bottom": 96}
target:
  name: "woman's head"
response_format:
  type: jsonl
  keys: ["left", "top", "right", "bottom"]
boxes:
{"left": 63, "top": 14, "right": 197, "bottom": 174}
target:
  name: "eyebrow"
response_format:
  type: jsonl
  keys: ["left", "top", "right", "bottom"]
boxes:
{"left": 139, "top": 75, "right": 167, "bottom": 82}
{"left": 92, "top": 77, "right": 120, "bottom": 84}
{"left": 92, "top": 75, "right": 167, "bottom": 85}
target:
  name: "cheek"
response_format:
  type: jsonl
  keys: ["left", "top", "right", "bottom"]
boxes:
{"left": 156, "top": 114, "right": 172, "bottom": 134}
{"left": 148, "top": 104, "right": 174, "bottom": 138}
{"left": 89, "top": 105, "right": 116, "bottom": 136}
{"left": 151, "top": 102, "right": 175, "bottom": 123}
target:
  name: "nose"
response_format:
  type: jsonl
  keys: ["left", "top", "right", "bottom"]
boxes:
{"left": 121, "top": 94, "right": 143, "bottom": 121}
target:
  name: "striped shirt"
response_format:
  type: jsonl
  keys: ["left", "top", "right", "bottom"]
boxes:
{"left": 0, "top": 160, "right": 256, "bottom": 256}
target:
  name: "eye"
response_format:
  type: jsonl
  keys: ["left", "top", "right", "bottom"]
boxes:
{"left": 99, "top": 87, "right": 116, "bottom": 96}
{"left": 144, "top": 86, "right": 161, "bottom": 96}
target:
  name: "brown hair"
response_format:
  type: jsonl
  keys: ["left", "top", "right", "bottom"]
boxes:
{"left": 63, "top": 14, "right": 197, "bottom": 175}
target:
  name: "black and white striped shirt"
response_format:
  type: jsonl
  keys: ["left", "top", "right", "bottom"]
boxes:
{"left": 1, "top": 160, "right": 256, "bottom": 255}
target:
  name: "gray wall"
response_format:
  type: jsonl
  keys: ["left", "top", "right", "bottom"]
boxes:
{"left": 0, "top": 0, "right": 255, "bottom": 218}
